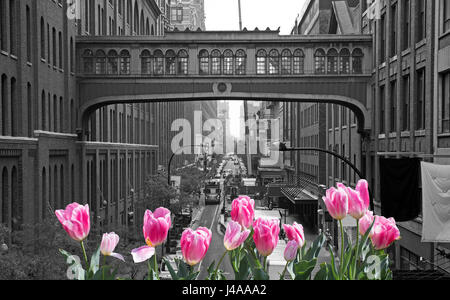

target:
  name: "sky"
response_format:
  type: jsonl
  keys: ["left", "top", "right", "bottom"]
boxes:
{"left": 204, "top": 0, "right": 307, "bottom": 35}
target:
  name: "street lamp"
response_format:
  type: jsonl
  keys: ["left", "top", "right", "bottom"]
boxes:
{"left": 272, "top": 142, "right": 374, "bottom": 210}
{"left": 167, "top": 144, "right": 206, "bottom": 186}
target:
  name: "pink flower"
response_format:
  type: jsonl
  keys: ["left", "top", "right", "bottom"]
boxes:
{"left": 323, "top": 186, "right": 348, "bottom": 221}
{"left": 337, "top": 181, "right": 369, "bottom": 220}
{"left": 359, "top": 211, "right": 376, "bottom": 236}
{"left": 55, "top": 203, "right": 90, "bottom": 242}
{"left": 371, "top": 216, "right": 401, "bottom": 250}
{"left": 180, "top": 227, "right": 212, "bottom": 266}
{"left": 284, "top": 240, "right": 299, "bottom": 262}
{"left": 224, "top": 221, "right": 250, "bottom": 251}
{"left": 283, "top": 222, "right": 305, "bottom": 248}
{"left": 143, "top": 208, "right": 171, "bottom": 247}
{"left": 131, "top": 207, "right": 171, "bottom": 263}
{"left": 253, "top": 218, "right": 280, "bottom": 257}
{"left": 231, "top": 196, "right": 255, "bottom": 229}
{"left": 100, "top": 232, "right": 125, "bottom": 262}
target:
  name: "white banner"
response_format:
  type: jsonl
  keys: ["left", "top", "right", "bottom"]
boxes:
{"left": 421, "top": 162, "right": 450, "bottom": 242}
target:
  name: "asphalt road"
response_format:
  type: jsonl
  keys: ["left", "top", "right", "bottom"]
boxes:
{"left": 196, "top": 203, "right": 233, "bottom": 280}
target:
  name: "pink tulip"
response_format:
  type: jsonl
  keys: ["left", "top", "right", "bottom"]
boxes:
{"left": 359, "top": 211, "right": 376, "bottom": 236}
{"left": 253, "top": 218, "right": 280, "bottom": 257}
{"left": 100, "top": 232, "right": 125, "bottom": 262}
{"left": 143, "top": 207, "right": 171, "bottom": 247}
{"left": 231, "top": 196, "right": 255, "bottom": 229}
{"left": 284, "top": 240, "right": 299, "bottom": 262}
{"left": 337, "top": 182, "right": 369, "bottom": 220}
{"left": 356, "top": 180, "right": 370, "bottom": 211}
{"left": 323, "top": 186, "right": 348, "bottom": 221}
{"left": 131, "top": 207, "right": 171, "bottom": 264}
{"left": 283, "top": 222, "right": 305, "bottom": 248}
{"left": 55, "top": 203, "right": 90, "bottom": 242}
{"left": 224, "top": 221, "right": 250, "bottom": 251}
{"left": 180, "top": 227, "right": 212, "bottom": 266}
{"left": 371, "top": 216, "right": 401, "bottom": 250}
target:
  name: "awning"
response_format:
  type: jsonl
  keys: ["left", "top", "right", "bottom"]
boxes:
{"left": 281, "top": 186, "right": 318, "bottom": 204}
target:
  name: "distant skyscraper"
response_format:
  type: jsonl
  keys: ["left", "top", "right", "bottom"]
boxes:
{"left": 169, "top": 0, "right": 206, "bottom": 31}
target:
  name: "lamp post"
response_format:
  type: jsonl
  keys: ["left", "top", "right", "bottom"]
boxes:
{"left": 274, "top": 142, "right": 374, "bottom": 210}
{"left": 167, "top": 145, "right": 206, "bottom": 186}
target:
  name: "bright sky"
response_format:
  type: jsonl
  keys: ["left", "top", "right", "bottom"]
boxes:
{"left": 204, "top": 0, "right": 307, "bottom": 34}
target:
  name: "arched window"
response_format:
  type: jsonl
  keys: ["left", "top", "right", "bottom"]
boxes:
{"left": 41, "top": 90, "right": 46, "bottom": 130}
{"left": 223, "top": 50, "right": 234, "bottom": 75}
{"left": 352, "top": 48, "right": 364, "bottom": 74}
{"left": 339, "top": 48, "right": 350, "bottom": 74}
{"left": 11, "top": 166, "right": 20, "bottom": 232}
{"left": 153, "top": 50, "right": 164, "bottom": 75}
{"left": 165, "top": 50, "right": 176, "bottom": 75}
{"left": 1, "top": 74, "right": 7, "bottom": 135}
{"left": 107, "top": 50, "right": 118, "bottom": 74}
{"left": 151, "top": 25, "right": 154, "bottom": 36}
{"left": 133, "top": 3, "right": 139, "bottom": 34}
{"left": 256, "top": 49, "right": 267, "bottom": 75}
{"left": 293, "top": 49, "right": 304, "bottom": 74}
{"left": 83, "top": 49, "right": 94, "bottom": 73}
{"left": 177, "top": 49, "right": 188, "bottom": 75}
{"left": 211, "top": 50, "right": 221, "bottom": 75}
{"left": 281, "top": 49, "right": 292, "bottom": 75}
{"left": 40, "top": 17, "right": 45, "bottom": 59}
{"left": 42, "top": 167, "right": 46, "bottom": 220}
{"left": 119, "top": 50, "right": 130, "bottom": 74}
{"left": 95, "top": 50, "right": 106, "bottom": 74}
{"left": 327, "top": 49, "right": 338, "bottom": 74}
{"left": 145, "top": 18, "right": 150, "bottom": 35}
{"left": 199, "top": 50, "right": 209, "bottom": 75}
{"left": 141, "top": 50, "right": 151, "bottom": 75}
{"left": 140, "top": 11, "right": 144, "bottom": 35}
{"left": 235, "top": 49, "right": 246, "bottom": 75}
{"left": 268, "top": 49, "right": 280, "bottom": 75}
{"left": 314, "top": 49, "right": 326, "bottom": 74}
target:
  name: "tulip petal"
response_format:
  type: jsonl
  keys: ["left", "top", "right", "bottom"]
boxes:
{"left": 131, "top": 246, "right": 155, "bottom": 263}
{"left": 110, "top": 252, "right": 126, "bottom": 262}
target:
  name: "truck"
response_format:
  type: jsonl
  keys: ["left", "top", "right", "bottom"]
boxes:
{"left": 204, "top": 181, "right": 221, "bottom": 205}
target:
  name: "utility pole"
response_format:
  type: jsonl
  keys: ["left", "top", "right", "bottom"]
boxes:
{"left": 238, "top": 0, "right": 243, "bottom": 30}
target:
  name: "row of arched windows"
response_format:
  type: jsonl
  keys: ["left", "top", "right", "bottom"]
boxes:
{"left": 82, "top": 48, "right": 365, "bottom": 76}
{"left": 313, "top": 48, "right": 364, "bottom": 75}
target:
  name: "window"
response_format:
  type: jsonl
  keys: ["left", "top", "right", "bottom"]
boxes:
{"left": 268, "top": 49, "right": 280, "bottom": 75}
{"left": 256, "top": 50, "right": 267, "bottom": 75}
{"left": 352, "top": 49, "right": 363, "bottom": 74}
{"left": 107, "top": 50, "right": 118, "bottom": 74}
{"left": 390, "top": 80, "right": 397, "bottom": 132}
{"left": 52, "top": 28, "right": 56, "bottom": 66}
{"left": 416, "top": 68, "right": 426, "bottom": 130}
{"left": 171, "top": 7, "right": 183, "bottom": 22}
{"left": 402, "top": 75, "right": 410, "bottom": 131}
{"left": 58, "top": 32, "right": 63, "bottom": 69}
{"left": 165, "top": 50, "right": 176, "bottom": 75}
{"left": 26, "top": 6, "right": 31, "bottom": 62}
{"left": 390, "top": 3, "right": 397, "bottom": 57}
{"left": 314, "top": 49, "right": 325, "bottom": 74}
{"left": 235, "top": 49, "right": 246, "bottom": 75}
{"left": 177, "top": 49, "right": 188, "bottom": 75}
{"left": 327, "top": 49, "right": 338, "bottom": 74}
{"left": 83, "top": 49, "right": 94, "bottom": 73}
{"left": 10, "top": 78, "right": 16, "bottom": 136}
{"left": 444, "top": 0, "right": 450, "bottom": 32}
{"left": 281, "top": 49, "right": 292, "bottom": 75}
{"left": 119, "top": 50, "right": 130, "bottom": 74}
{"left": 199, "top": 50, "right": 209, "bottom": 75}
{"left": 441, "top": 72, "right": 450, "bottom": 133}
{"left": 1, "top": 74, "right": 7, "bottom": 136}
{"left": 380, "top": 13, "right": 386, "bottom": 62}
{"left": 9, "top": 0, "right": 16, "bottom": 55}
{"left": 403, "top": 0, "right": 410, "bottom": 50}
{"left": 141, "top": 50, "right": 151, "bottom": 75}
{"left": 95, "top": 50, "right": 106, "bottom": 74}
{"left": 41, "top": 90, "right": 46, "bottom": 131}
{"left": 211, "top": 50, "right": 221, "bottom": 75}
{"left": 293, "top": 49, "right": 304, "bottom": 74}
{"left": 339, "top": 49, "right": 350, "bottom": 74}
{"left": 0, "top": 0, "right": 6, "bottom": 51}
{"left": 223, "top": 50, "right": 233, "bottom": 75}
{"left": 153, "top": 50, "right": 164, "bottom": 75}
{"left": 70, "top": 38, "right": 74, "bottom": 72}
{"left": 380, "top": 85, "right": 386, "bottom": 134}
{"left": 416, "top": 0, "right": 426, "bottom": 42}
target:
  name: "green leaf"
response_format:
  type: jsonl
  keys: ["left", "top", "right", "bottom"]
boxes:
{"left": 89, "top": 247, "right": 101, "bottom": 275}
{"left": 59, "top": 249, "right": 86, "bottom": 280}
{"left": 235, "top": 255, "right": 250, "bottom": 280}
{"left": 303, "top": 233, "right": 326, "bottom": 261}
{"left": 293, "top": 259, "right": 317, "bottom": 280}
{"left": 164, "top": 258, "right": 179, "bottom": 280}
{"left": 327, "top": 246, "right": 340, "bottom": 280}
{"left": 314, "top": 263, "right": 330, "bottom": 280}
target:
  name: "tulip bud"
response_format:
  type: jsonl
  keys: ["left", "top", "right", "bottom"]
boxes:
{"left": 284, "top": 240, "right": 299, "bottom": 262}
{"left": 181, "top": 227, "right": 212, "bottom": 266}
{"left": 224, "top": 221, "right": 250, "bottom": 251}
{"left": 55, "top": 203, "right": 91, "bottom": 242}
{"left": 253, "top": 218, "right": 280, "bottom": 257}
{"left": 100, "top": 232, "right": 125, "bottom": 262}
{"left": 231, "top": 196, "right": 255, "bottom": 229}
{"left": 283, "top": 222, "right": 305, "bottom": 248}
{"left": 323, "top": 186, "right": 348, "bottom": 221}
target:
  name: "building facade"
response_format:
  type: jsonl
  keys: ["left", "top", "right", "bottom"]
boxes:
{"left": 169, "top": 0, "right": 205, "bottom": 31}
{"left": 0, "top": 0, "right": 186, "bottom": 239}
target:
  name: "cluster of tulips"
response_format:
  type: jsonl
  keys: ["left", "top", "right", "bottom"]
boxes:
{"left": 55, "top": 179, "right": 400, "bottom": 280}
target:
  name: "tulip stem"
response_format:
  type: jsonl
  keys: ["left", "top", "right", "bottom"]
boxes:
{"left": 280, "top": 262, "right": 289, "bottom": 280}
{"left": 263, "top": 256, "right": 268, "bottom": 273}
{"left": 154, "top": 252, "right": 159, "bottom": 280}
{"left": 353, "top": 221, "right": 360, "bottom": 280}
{"left": 339, "top": 220, "right": 344, "bottom": 280}
{"left": 103, "top": 256, "right": 106, "bottom": 280}
{"left": 80, "top": 241, "right": 89, "bottom": 270}
{"left": 214, "top": 251, "right": 228, "bottom": 279}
